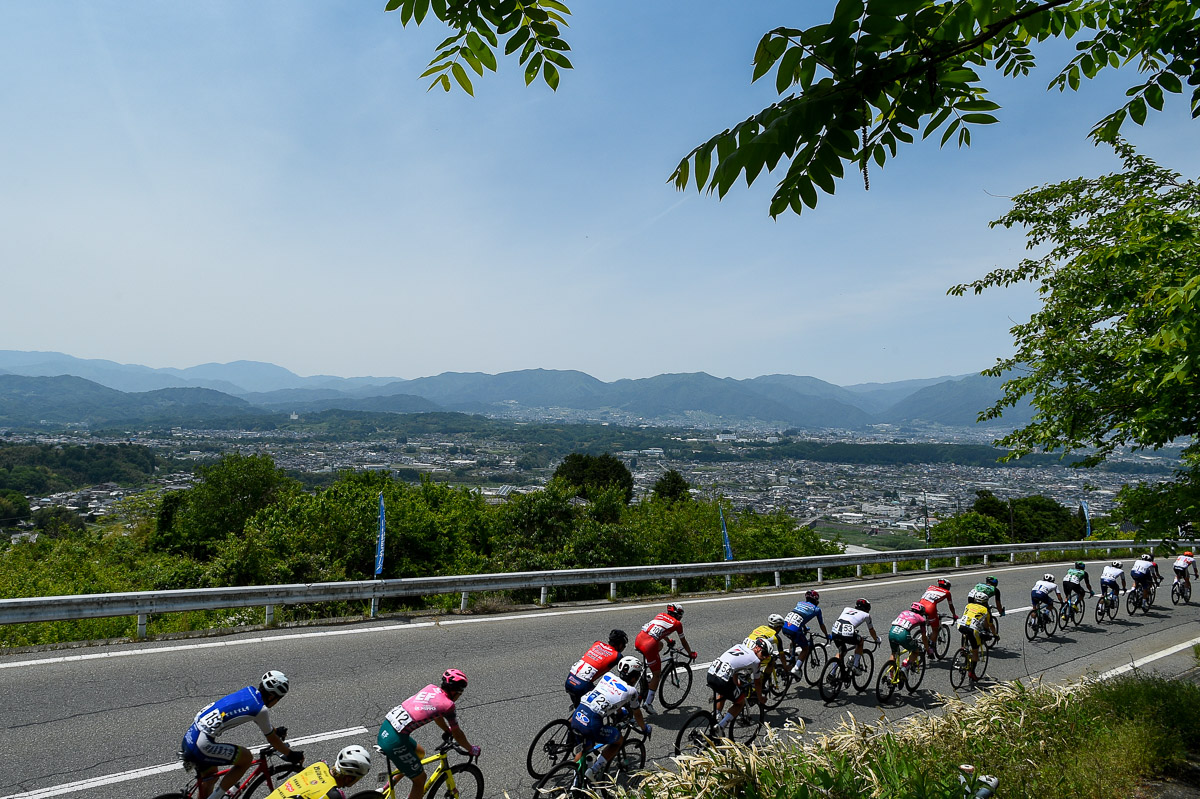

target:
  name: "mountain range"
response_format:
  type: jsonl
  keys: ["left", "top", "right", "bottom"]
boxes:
{"left": 0, "top": 350, "right": 1032, "bottom": 430}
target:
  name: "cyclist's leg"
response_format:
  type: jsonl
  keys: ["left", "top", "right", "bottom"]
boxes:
{"left": 636, "top": 634, "right": 664, "bottom": 698}
{"left": 190, "top": 732, "right": 248, "bottom": 799}
{"left": 378, "top": 721, "right": 426, "bottom": 799}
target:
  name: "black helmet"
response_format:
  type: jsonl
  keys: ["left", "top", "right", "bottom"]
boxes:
{"left": 608, "top": 629, "right": 628, "bottom": 650}
{"left": 805, "top": 589, "right": 819, "bottom": 604}
{"left": 666, "top": 603, "right": 684, "bottom": 619}
{"left": 985, "top": 576, "right": 998, "bottom": 587}
{"left": 1074, "top": 561, "right": 1085, "bottom": 570}
{"left": 854, "top": 598, "right": 871, "bottom": 612}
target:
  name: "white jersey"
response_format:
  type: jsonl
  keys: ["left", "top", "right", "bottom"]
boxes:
{"left": 578, "top": 673, "right": 640, "bottom": 720}
{"left": 1032, "top": 580, "right": 1057, "bottom": 595}
{"left": 708, "top": 643, "right": 762, "bottom": 682}
{"left": 832, "top": 607, "right": 871, "bottom": 637}
{"left": 1131, "top": 559, "right": 1156, "bottom": 576}
{"left": 1174, "top": 555, "right": 1195, "bottom": 571}
{"left": 1101, "top": 565, "right": 1124, "bottom": 582}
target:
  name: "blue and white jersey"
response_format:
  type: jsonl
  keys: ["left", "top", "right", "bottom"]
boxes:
{"left": 782, "top": 601, "right": 823, "bottom": 640}
{"left": 190, "top": 686, "right": 274, "bottom": 739}
{"left": 1032, "top": 580, "right": 1057, "bottom": 596}
{"left": 1131, "top": 559, "right": 1156, "bottom": 577}
{"left": 1101, "top": 565, "right": 1123, "bottom": 583}
{"left": 577, "top": 672, "right": 640, "bottom": 722}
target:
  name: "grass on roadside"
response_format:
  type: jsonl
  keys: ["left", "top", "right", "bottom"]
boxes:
{"left": 636, "top": 675, "right": 1200, "bottom": 799}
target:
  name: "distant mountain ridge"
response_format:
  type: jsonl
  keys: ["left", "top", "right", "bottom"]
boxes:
{"left": 0, "top": 350, "right": 1026, "bottom": 430}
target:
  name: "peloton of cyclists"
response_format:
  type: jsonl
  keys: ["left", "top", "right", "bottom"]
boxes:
{"left": 917, "top": 578, "right": 958, "bottom": 657}
{"left": 565, "top": 629, "right": 629, "bottom": 706}
{"left": 781, "top": 590, "right": 830, "bottom": 679}
{"left": 635, "top": 603, "right": 696, "bottom": 713}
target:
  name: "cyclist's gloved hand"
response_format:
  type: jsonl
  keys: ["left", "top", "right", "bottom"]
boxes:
{"left": 283, "top": 749, "right": 305, "bottom": 765}
{"left": 469, "top": 745, "right": 482, "bottom": 757}
{"left": 642, "top": 725, "right": 652, "bottom": 737}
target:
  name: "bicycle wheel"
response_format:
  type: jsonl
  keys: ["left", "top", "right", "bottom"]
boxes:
{"left": 1045, "top": 607, "right": 1060, "bottom": 636}
{"left": 1095, "top": 595, "right": 1106, "bottom": 623}
{"left": 527, "top": 718, "right": 576, "bottom": 779}
{"left": 975, "top": 647, "right": 990, "bottom": 679}
{"left": 728, "top": 700, "right": 765, "bottom": 746}
{"left": 1024, "top": 610, "right": 1039, "bottom": 641}
{"left": 818, "top": 658, "right": 843, "bottom": 702}
{"left": 1126, "top": 589, "right": 1138, "bottom": 615}
{"left": 674, "top": 710, "right": 718, "bottom": 756}
{"left": 875, "top": 661, "right": 899, "bottom": 704}
{"left": 656, "top": 660, "right": 693, "bottom": 710}
{"left": 762, "top": 664, "right": 792, "bottom": 709}
{"left": 935, "top": 622, "right": 951, "bottom": 659}
{"left": 1057, "top": 602, "right": 1070, "bottom": 629}
{"left": 949, "top": 649, "right": 969, "bottom": 689}
{"left": 615, "top": 736, "right": 646, "bottom": 773}
{"left": 982, "top": 613, "right": 998, "bottom": 651}
{"left": 427, "top": 762, "right": 484, "bottom": 799}
{"left": 905, "top": 650, "right": 926, "bottom": 692}
{"left": 1172, "top": 582, "right": 1182, "bottom": 605}
{"left": 244, "top": 764, "right": 303, "bottom": 798}
{"left": 533, "top": 760, "right": 585, "bottom": 799}
{"left": 851, "top": 651, "right": 874, "bottom": 693}
{"left": 804, "top": 644, "right": 827, "bottom": 686}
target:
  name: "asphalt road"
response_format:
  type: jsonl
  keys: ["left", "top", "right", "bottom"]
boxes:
{"left": 3, "top": 558, "right": 1199, "bottom": 799}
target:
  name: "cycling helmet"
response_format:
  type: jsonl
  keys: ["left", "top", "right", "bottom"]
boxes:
{"left": 1112, "top": 561, "right": 1122, "bottom": 569}
{"left": 910, "top": 602, "right": 926, "bottom": 615}
{"left": 615, "top": 656, "right": 643, "bottom": 684}
{"left": 985, "top": 576, "right": 998, "bottom": 587}
{"left": 936, "top": 579, "right": 951, "bottom": 589}
{"left": 1043, "top": 573, "right": 1055, "bottom": 582}
{"left": 666, "top": 603, "right": 684, "bottom": 619}
{"left": 1074, "top": 561, "right": 1085, "bottom": 570}
{"left": 259, "top": 670, "right": 289, "bottom": 698}
{"left": 609, "top": 629, "right": 629, "bottom": 650}
{"left": 855, "top": 598, "right": 871, "bottom": 612}
{"left": 805, "top": 589, "right": 820, "bottom": 604}
{"left": 767, "top": 613, "right": 785, "bottom": 631}
{"left": 1141, "top": 553, "right": 1153, "bottom": 561}
{"left": 333, "top": 745, "right": 372, "bottom": 779}
{"left": 753, "top": 636, "right": 776, "bottom": 656}
{"left": 441, "top": 668, "right": 468, "bottom": 692}
{"left": 1186, "top": 551, "right": 1194, "bottom": 557}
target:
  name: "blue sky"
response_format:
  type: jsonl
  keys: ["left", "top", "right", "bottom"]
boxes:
{"left": 2, "top": 2, "right": 1195, "bottom": 385}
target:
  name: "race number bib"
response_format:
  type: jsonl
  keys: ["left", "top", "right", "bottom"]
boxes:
{"left": 195, "top": 705, "right": 224, "bottom": 736}
{"left": 709, "top": 659, "right": 735, "bottom": 681}
{"left": 832, "top": 620, "right": 856, "bottom": 636}
{"left": 784, "top": 611, "right": 804, "bottom": 627}
{"left": 893, "top": 617, "right": 913, "bottom": 631}
{"left": 921, "top": 590, "right": 941, "bottom": 603}
{"left": 386, "top": 706, "right": 415, "bottom": 731}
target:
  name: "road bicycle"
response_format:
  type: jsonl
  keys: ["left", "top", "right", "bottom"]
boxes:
{"left": 949, "top": 635, "right": 990, "bottom": 689}
{"left": 759, "top": 651, "right": 793, "bottom": 709}
{"left": 526, "top": 713, "right": 579, "bottom": 780}
{"left": 875, "top": 642, "right": 926, "bottom": 704}
{"left": 787, "top": 623, "right": 829, "bottom": 686}
{"left": 1126, "top": 579, "right": 1157, "bottom": 615}
{"left": 674, "top": 687, "right": 766, "bottom": 755}
{"left": 1024, "top": 601, "right": 1060, "bottom": 640}
{"left": 932, "top": 614, "right": 953, "bottom": 659}
{"left": 152, "top": 728, "right": 302, "bottom": 799}
{"left": 533, "top": 723, "right": 647, "bottom": 798}
{"left": 1059, "top": 591, "right": 1089, "bottom": 627}
{"left": 1171, "top": 576, "right": 1193, "bottom": 605}
{"left": 1095, "top": 584, "right": 1121, "bottom": 622}
{"left": 653, "top": 638, "right": 696, "bottom": 710}
{"left": 818, "top": 637, "right": 878, "bottom": 702}
{"left": 348, "top": 733, "right": 483, "bottom": 799}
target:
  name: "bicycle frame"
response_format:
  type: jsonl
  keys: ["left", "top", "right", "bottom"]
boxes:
{"left": 374, "top": 737, "right": 474, "bottom": 799}
{"left": 176, "top": 745, "right": 284, "bottom": 799}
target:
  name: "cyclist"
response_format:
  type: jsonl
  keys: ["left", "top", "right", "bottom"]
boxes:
{"left": 569, "top": 656, "right": 650, "bottom": 782}
{"left": 830, "top": 599, "right": 880, "bottom": 678}
{"left": 565, "top": 629, "right": 628, "bottom": 706}
{"left": 181, "top": 670, "right": 304, "bottom": 799}
{"left": 1131, "top": 554, "right": 1160, "bottom": 606}
{"left": 1031, "top": 573, "right": 1064, "bottom": 622}
{"left": 956, "top": 602, "right": 990, "bottom": 682}
{"left": 376, "top": 669, "right": 481, "bottom": 799}
{"left": 917, "top": 578, "right": 958, "bottom": 657}
{"left": 707, "top": 637, "right": 771, "bottom": 734}
{"left": 886, "top": 602, "right": 930, "bottom": 671}
{"left": 263, "top": 746, "right": 372, "bottom": 799}
{"left": 782, "top": 590, "right": 830, "bottom": 679}
{"left": 966, "top": 576, "right": 1005, "bottom": 642}
{"left": 746, "top": 613, "right": 790, "bottom": 673}
{"left": 635, "top": 603, "right": 696, "bottom": 712}
{"left": 1062, "top": 561, "right": 1095, "bottom": 609}
{"left": 1100, "top": 561, "right": 1126, "bottom": 605}
{"left": 1173, "top": 550, "right": 1198, "bottom": 592}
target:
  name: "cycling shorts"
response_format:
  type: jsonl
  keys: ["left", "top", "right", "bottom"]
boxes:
{"left": 781, "top": 622, "right": 809, "bottom": 648}
{"left": 634, "top": 631, "right": 663, "bottom": 673}
{"left": 706, "top": 672, "right": 744, "bottom": 702}
{"left": 378, "top": 719, "right": 424, "bottom": 778}
{"left": 1132, "top": 572, "right": 1152, "bottom": 586}
{"left": 569, "top": 705, "right": 620, "bottom": 746}
{"left": 1100, "top": 578, "right": 1119, "bottom": 593}
{"left": 1031, "top": 589, "right": 1052, "bottom": 606}
{"left": 564, "top": 674, "right": 595, "bottom": 704}
{"left": 918, "top": 600, "right": 940, "bottom": 625}
{"left": 1064, "top": 582, "right": 1085, "bottom": 598}
{"left": 181, "top": 726, "right": 241, "bottom": 769}
{"left": 831, "top": 631, "right": 860, "bottom": 651}
{"left": 1174, "top": 566, "right": 1189, "bottom": 577}
{"left": 888, "top": 629, "right": 914, "bottom": 656}
{"left": 958, "top": 624, "right": 983, "bottom": 649}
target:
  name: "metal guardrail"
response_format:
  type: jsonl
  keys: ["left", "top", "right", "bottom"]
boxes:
{"left": 0, "top": 538, "right": 1184, "bottom": 636}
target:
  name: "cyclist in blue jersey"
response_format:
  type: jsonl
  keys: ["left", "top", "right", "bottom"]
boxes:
{"left": 181, "top": 670, "right": 305, "bottom": 799}
{"left": 782, "top": 590, "right": 830, "bottom": 679}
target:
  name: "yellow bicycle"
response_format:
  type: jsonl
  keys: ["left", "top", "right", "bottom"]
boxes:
{"left": 347, "top": 734, "right": 483, "bottom": 799}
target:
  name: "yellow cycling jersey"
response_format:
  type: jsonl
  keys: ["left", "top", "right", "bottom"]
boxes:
{"left": 959, "top": 603, "right": 990, "bottom": 628}
{"left": 745, "top": 625, "right": 783, "bottom": 660}
{"left": 264, "top": 762, "right": 339, "bottom": 799}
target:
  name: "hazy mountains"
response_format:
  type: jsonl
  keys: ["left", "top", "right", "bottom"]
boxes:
{"left": 0, "top": 350, "right": 1031, "bottom": 430}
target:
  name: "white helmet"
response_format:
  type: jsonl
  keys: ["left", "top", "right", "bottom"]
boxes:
{"left": 767, "top": 613, "right": 785, "bottom": 631}
{"left": 754, "top": 636, "right": 777, "bottom": 656}
{"left": 334, "top": 745, "right": 372, "bottom": 778}
{"left": 1043, "top": 573, "right": 1055, "bottom": 582}
{"left": 616, "top": 656, "right": 643, "bottom": 685}
{"left": 1112, "top": 561, "right": 1122, "bottom": 568}
{"left": 1141, "top": 553, "right": 1153, "bottom": 561}
{"left": 259, "top": 670, "right": 289, "bottom": 698}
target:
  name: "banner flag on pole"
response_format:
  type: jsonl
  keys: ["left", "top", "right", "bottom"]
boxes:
{"left": 375, "top": 492, "right": 386, "bottom": 577}
{"left": 1080, "top": 500, "right": 1091, "bottom": 538}
{"left": 719, "top": 503, "right": 733, "bottom": 561}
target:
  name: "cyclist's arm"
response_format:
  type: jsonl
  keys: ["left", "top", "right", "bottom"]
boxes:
{"left": 434, "top": 716, "right": 474, "bottom": 751}
{"left": 679, "top": 634, "right": 694, "bottom": 656}
{"left": 947, "top": 600, "right": 958, "bottom": 618}
{"left": 265, "top": 728, "right": 297, "bottom": 758}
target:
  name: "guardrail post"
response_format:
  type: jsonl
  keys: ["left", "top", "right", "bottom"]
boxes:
{"left": 983, "top": 554, "right": 989, "bottom": 565}
{"left": 264, "top": 605, "right": 275, "bottom": 627}
{"left": 370, "top": 598, "right": 378, "bottom": 618}
{"left": 856, "top": 564, "right": 862, "bottom": 578}
{"left": 1034, "top": 551, "right": 1039, "bottom": 561}
{"left": 892, "top": 561, "right": 898, "bottom": 574}
{"left": 1010, "top": 552, "right": 1015, "bottom": 563}
{"left": 1106, "top": 548, "right": 1111, "bottom": 555}
{"left": 610, "top": 582, "right": 617, "bottom": 601}
{"left": 136, "top": 614, "right": 147, "bottom": 638}
{"left": 774, "top": 571, "right": 781, "bottom": 587}
{"left": 540, "top": 587, "right": 548, "bottom": 606}
{"left": 460, "top": 592, "right": 469, "bottom": 612}
{"left": 925, "top": 558, "right": 930, "bottom": 571}
{"left": 725, "top": 575, "right": 732, "bottom": 592}
{"left": 671, "top": 578, "right": 678, "bottom": 595}
{"left": 817, "top": 567, "right": 823, "bottom": 583}
{"left": 955, "top": 556, "right": 961, "bottom": 568}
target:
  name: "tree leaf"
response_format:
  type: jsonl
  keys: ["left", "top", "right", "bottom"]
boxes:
{"left": 543, "top": 61, "right": 560, "bottom": 90}
{"left": 525, "top": 52, "right": 543, "bottom": 85}
{"left": 775, "top": 47, "right": 805, "bottom": 94}
{"left": 1129, "top": 96, "right": 1147, "bottom": 125}
{"left": 451, "top": 62, "right": 474, "bottom": 95}
{"left": 504, "top": 25, "right": 531, "bottom": 54}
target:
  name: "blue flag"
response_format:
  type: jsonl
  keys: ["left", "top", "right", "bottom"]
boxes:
{"left": 1080, "top": 500, "right": 1091, "bottom": 538}
{"left": 375, "top": 492, "right": 386, "bottom": 576}
{"left": 719, "top": 504, "right": 733, "bottom": 561}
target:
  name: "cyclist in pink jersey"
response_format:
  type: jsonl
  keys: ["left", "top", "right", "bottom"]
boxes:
{"left": 376, "top": 669, "right": 480, "bottom": 799}
{"left": 634, "top": 603, "right": 696, "bottom": 711}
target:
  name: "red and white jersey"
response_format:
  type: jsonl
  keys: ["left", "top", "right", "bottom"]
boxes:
{"left": 1174, "top": 555, "right": 1195, "bottom": 570}
{"left": 921, "top": 585, "right": 951, "bottom": 606}
{"left": 639, "top": 613, "right": 682, "bottom": 642}
{"left": 568, "top": 641, "right": 621, "bottom": 683}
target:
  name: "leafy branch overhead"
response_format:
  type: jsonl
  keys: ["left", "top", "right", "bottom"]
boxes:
{"left": 386, "top": 0, "right": 573, "bottom": 94}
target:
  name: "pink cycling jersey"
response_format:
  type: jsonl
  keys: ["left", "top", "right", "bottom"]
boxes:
{"left": 385, "top": 684, "right": 459, "bottom": 735}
